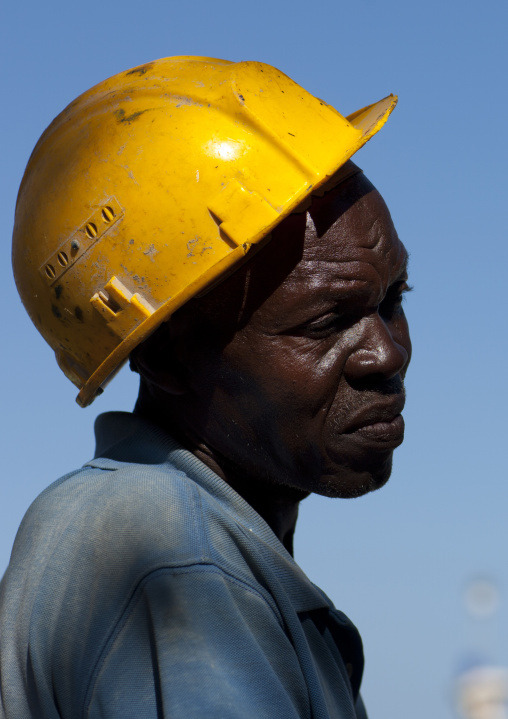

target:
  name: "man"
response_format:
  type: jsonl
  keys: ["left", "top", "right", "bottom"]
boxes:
{"left": 1, "top": 57, "right": 410, "bottom": 718}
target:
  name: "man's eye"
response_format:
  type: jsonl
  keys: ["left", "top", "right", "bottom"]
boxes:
{"left": 380, "top": 281, "right": 412, "bottom": 317}
{"left": 300, "top": 313, "right": 348, "bottom": 338}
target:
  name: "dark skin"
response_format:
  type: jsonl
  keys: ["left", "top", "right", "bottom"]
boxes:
{"left": 133, "top": 169, "right": 411, "bottom": 554}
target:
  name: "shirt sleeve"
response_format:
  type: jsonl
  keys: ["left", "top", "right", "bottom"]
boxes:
{"left": 85, "top": 565, "right": 312, "bottom": 719}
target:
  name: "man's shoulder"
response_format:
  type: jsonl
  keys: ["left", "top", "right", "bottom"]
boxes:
{"left": 1, "top": 451, "right": 248, "bottom": 670}
{"left": 16, "top": 455, "right": 211, "bottom": 575}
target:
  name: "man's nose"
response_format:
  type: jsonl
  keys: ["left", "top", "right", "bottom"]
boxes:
{"left": 344, "top": 313, "right": 410, "bottom": 380}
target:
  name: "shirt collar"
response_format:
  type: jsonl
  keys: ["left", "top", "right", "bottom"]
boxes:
{"left": 88, "top": 411, "right": 336, "bottom": 613}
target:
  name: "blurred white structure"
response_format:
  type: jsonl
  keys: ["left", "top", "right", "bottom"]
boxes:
{"left": 456, "top": 666, "right": 508, "bottom": 719}
{"left": 455, "top": 578, "right": 508, "bottom": 719}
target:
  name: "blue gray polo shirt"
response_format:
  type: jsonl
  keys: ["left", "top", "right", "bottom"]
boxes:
{"left": 0, "top": 412, "right": 367, "bottom": 718}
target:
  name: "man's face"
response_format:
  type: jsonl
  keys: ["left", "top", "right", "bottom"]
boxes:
{"left": 173, "top": 172, "right": 411, "bottom": 499}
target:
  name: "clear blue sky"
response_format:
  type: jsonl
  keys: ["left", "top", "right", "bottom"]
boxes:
{"left": 2, "top": 1, "right": 507, "bottom": 717}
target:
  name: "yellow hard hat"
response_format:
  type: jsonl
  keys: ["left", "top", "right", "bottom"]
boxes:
{"left": 12, "top": 56, "right": 397, "bottom": 407}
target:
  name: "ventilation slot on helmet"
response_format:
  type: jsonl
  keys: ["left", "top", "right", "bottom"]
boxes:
{"left": 39, "top": 197, "right": 124, "bottom": 286}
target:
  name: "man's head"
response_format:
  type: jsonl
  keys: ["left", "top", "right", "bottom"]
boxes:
{"left": 132, "top": 166, "right": 411, "bottom": 499}
{"left": 12, "top": 56, "right": 398, "bottom": 408}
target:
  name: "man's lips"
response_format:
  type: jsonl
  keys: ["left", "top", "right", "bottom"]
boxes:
{"left": 341, "top": 396, "right": 406, "bottom": 446}
{"left": 352, "top": 414, "right": 404, "bottom": 442}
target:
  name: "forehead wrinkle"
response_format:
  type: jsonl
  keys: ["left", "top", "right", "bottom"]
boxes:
{"left": 292, "top": 258, "right": 373, "bottom": 283}
{"left": 285, "top": 244, "right": 409, "bottom": 304}
{"left": 293, "top": 245, "right": 406, "bottom": 281}
{"left": 286, "top": 260, "right": 381, "bottom": 308}
{"left": 333, "top": 193, "right": 399, "bottom": 256}
{"left": 358, "top": 214, "right": 388, "bottom": 251}
{"left": 303, "top": 219, "right": 401, "bottom": 264}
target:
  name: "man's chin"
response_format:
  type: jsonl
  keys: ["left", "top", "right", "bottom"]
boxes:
{"left": 317, "top": 455, "right": 394, "bottom": 499}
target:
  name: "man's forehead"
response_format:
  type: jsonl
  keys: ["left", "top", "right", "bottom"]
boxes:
{"left": 294, "top": 187, "right": 407, "bottom": 276}
{"left": 306, "top": 179, "right": 397, "bottom": 242}
{"left": 296, "top": 228, "right": 408, "bottom": 274}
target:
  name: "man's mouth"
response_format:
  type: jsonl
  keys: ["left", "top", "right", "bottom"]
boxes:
{"left": 341, "top": 396, "right": 406, "bottom": 446}
{"left": 351, "top": 414, "right": 405, "bottom": 443}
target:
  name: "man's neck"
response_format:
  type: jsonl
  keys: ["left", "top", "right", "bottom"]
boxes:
{"left": 192, "top": 442, "right": 305, "bottom": 556}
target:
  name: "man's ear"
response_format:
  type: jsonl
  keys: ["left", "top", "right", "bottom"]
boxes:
{"left": 129, "top": 320, "right": 188, "bottom": 396}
